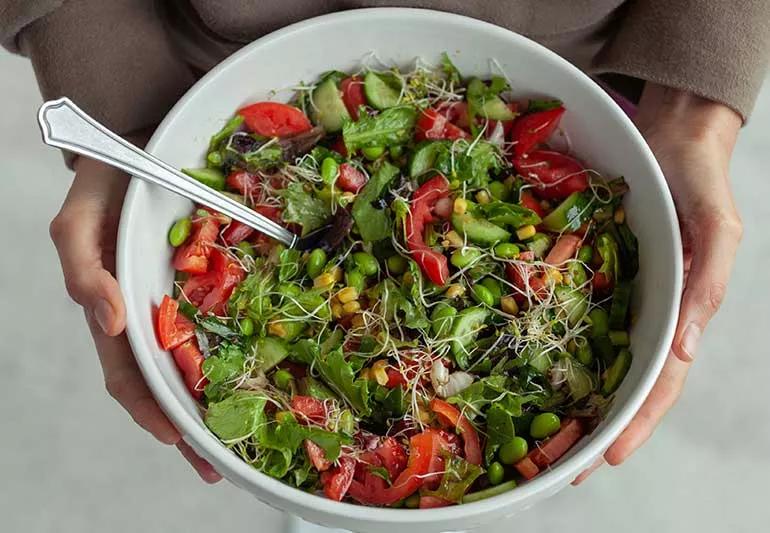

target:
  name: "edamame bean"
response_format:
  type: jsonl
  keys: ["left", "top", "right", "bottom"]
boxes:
{"left": 386, "top": 255, "right": 408, "bottom": 274}
{"left": 577, "top": 245, "right": 593, "bottom": 263}
{"left": 472, "top": 284, "right": 495, "bottom": 307}
{"left": 431, "top": 303, "right": 457, "bottom": 337}
{"left": 575, "top": 338, "right": 594, "bottom": 366}
{"left": 450, "top": 247, "right": 481, "bottom": 269}
{"left": 277, "top": 282, "right": 302, "bottom": 298}
{"left": 488, "top": 181, "right": 509, "bottom": 201}
{"left": 362, "top": 146, "right": 385, "bottom": 160}
{"left": 530, "top": 413, "right": 561, "bottom": 439}
{"left": 498, "top": 437, "right": 528, "bottom": 465}
{"left": 168, "top": 217, "right": 192, "bottom": 247}
{"left": 206, "top": 150, "right": 223, "bottom": 167}
{"left": 239, "top": 317, "right": 255, "bottom": 337}
{"left": 487, "top": 462, "right": 505, "bottom": 485}
{"left": 480, "top": 277, "right": 502, "bottom": 305}
{"left": 404, "top": 494, "right": 420, "bottom": 509}
{"left": 494, "top": 243, "right": 520, "bottom": 259}
{"left": 353, "top": 252, "right": 379, "bottom": 276}
{"left": 306, "top": 248, "right": 327, "bottom": 278}
{"left": 273, "top": 369, "right": 294, "bottom": 391}
{"left": 321, "top": 157, "right": 339, "bottom": 185}
{"left": 568, "top": 262, "right": 588, "bottom": 286}
{"left": 389, "top": 146, "right": 404, "bottom": 159}
{"left": 346, "top": 269, "right": 366, "bottom": 293}
{"left": 589, "top": 308, "right": 610, "bottom": 338}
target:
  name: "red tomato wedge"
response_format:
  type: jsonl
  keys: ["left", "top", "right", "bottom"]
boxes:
{"left": 238, "top": 102, "right": 312, "bottom": 138}
{"left": 514, "top": 150, "right": 589, "bottom": 200}
{"left": 545, "top": 234, "right": 582, "bottom": 265}
{"left": 321, "top": 456, "right": 356, "bottom": 501}
{"left": 513, "top": 456, "right": 540, "bottom": 480}
{"left": 519, "top": 190, "right": 546, "bottom": 217}
{"left": 221, "top": 205, "right": 281, "bottom": 246}
{"left": 419, "top": 496, "right": 453, "bottom": 509}
{"left": 291, "top": 395, "right": 327, "bottom": 424}
{"left": 181, "top": 250, "right": 245, "bottom": 315}
{"left": 415, "top": 108, "right": 470, "bottom": 141}
{"left": 375, "top": 437, "right": 408, "bottom": 481}
{"left": 429, "top": 399, "right": 482, "bottom": 466}
{"left": 510, "top": 107, "right": 565, "bottom": 157}
{"left": 304, "top": 439, "right": 332, "bottom": 472}
{"left": 593, "top": 271, "right": 613, "bottom": 292}
{"left": 528, "top": 418, "right": 586, "bottom": 469}
{"left": 337, "top": 163, "right": 368, "bottom": 193}
{"left": 157, "top": 295, "right": 196, "bottom": 350}
{"left": 171, "top": 339, "right": 206, "bottom": 399}
{"left": 405, "top": 175, "right": 451, "bottom": 286}
{"left": 226, "top": 170, "right": 260, "bottom": 196}
{"left": 172, "top": 214, "right": 224, "bottom": 274}
{"left": 341, "top": 76, "right": 366, "bottom": 120}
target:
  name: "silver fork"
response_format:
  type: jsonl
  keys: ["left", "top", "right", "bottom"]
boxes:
{"left": 37, "top": 97, "right": 320, "bottom": 249}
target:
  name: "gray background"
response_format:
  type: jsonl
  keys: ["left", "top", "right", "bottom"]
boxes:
{"left": 1, "top": 49, "right": 768, "bottom": 533}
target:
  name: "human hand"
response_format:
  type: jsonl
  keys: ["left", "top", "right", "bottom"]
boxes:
{"left": 573, "top": 84, "right": 743, "bottom": 484}
{"left": 49, "top": 155, "right": 221, "bottom": 483}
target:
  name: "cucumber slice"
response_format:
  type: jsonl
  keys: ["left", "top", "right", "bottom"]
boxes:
{"left": 541, "top": 192, "right": 592, "bottom": 232}
{"left": 311, "top": 76, "right": 350, "bottom": 133}
{"left": 601, "top": 349, "right": 632, "bottom": 396}
{"left": 479, "top": 97, "right": 516, "bottom": 120}
{"left": 525, "top": 232, "right": 552, "bottom": 258}
{"left": 255, "top": 336, "right": 289, "bottom": 371}
{"left": 554, "top": 285, "right": 589, "bottom": 326}
{"left": 182, "top": 167, "right": 226, "bottom": 190}
{"left": 364, "top": 71, "right": 402, "bottom": 110}
{"left": 409, "top": 141, "right": 448, "bottom": 177}
{"left": 450, "top": 306, "right": 490, "bottom": 368}
{"left": 451, "top": 212, "right": 511, "bottom": 245}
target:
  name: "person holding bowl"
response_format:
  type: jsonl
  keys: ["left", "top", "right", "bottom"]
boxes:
{"left": 2, "top": 0, "right": 767, "bottom": 485}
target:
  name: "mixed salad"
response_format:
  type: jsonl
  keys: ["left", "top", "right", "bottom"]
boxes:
{"left": 156, "top": 55, "right": 639, "bottom": 507}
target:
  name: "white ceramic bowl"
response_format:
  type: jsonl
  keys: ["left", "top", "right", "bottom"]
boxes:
{"left": 118, "top": 8, "right": 682, "bottom": 532}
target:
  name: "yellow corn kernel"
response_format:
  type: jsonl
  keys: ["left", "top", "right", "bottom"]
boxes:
{"left": 562, "top": 273, "right": 572, "bottom": 285}
{"left": 331, "top": 302, "right": 344, "bottom": 319}
{"left": 329, "top": 265, "right": 343, "bottom": 283}
{"left": 475, "top": 190, "right": 491, "bottom": 205}
{"left": 313, "top": 272, "right": 335, "bottom": 288}
{"left": 500, "top": 295, "right": 519, "bottom": 315}
{"left": 342, "top": 300, "right": 361, "bottom": 315}
{"left": 445, "top": 284, "right": 466, "bottom": 299}
{"left": 372, "top": 360, "right": 389, "bottom": 386}
{"left": 402, "top": 272, "right": 414, "bottom": 286}
{"left": 614, "top": 205, "right": 626, "bottom": 224}
{"left": 453, "top": 197, "right": 468, "bottom": 215}
{"left": 544, "top": 268, "right": 563, "bottom": 285}
{"left": 336, "top": 286, "right": 359, "bottom": 304}
{"left": 350, "top": 313, "right": 366, "bottom": 328}
{"left": 445, "top": 230, "right": 464, "bottom": 248}
{"left": 516, "top": 225, "right": 537, "bottom": 240}
{"left": 267, "top": 321, "right": 287, "bottom": 338}
{"left": 359, "top": 368, "right": 373, "bottom": 381}
{"left": 341, "top": 191, "right": 356, "bottom": 203}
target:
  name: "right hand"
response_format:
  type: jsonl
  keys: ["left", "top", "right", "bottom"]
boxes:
{"left": 50, "top": 155, "right": 221, "bottom": 483}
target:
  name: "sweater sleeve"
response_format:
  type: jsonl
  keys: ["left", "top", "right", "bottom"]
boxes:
{"left": 591, "top": 0, "right": 770, "bottom": 121}
{"left": 2, "top": 0, "right": 195, "bottom": 141}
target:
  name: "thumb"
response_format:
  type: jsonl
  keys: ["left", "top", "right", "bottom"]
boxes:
{"left": 50, "top": 207, "right": 126, "bottom": 337}
{"left": 673, "top": 214, "right": 742, "bottom": 361}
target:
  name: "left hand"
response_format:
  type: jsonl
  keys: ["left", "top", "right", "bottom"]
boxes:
{"left": 573, "top": 84, "right": 743, "bottom": 484}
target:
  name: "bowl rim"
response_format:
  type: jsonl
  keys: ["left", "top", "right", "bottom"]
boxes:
{"left": 117, "top": 7, "right": 682, "bottom": 525}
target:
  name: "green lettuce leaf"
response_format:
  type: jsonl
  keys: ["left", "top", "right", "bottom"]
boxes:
{"left": 205, "top": 392, "right": 266, "bottom": 441}
{"left": 343, "top": 106, "right": 417, "bottom": 152}
{"left": 485, "top": 403, "right": 516, "bottom": 447}
{"left": 280, "top": 182, "right": 331, "bottom": 235}
{"left": 316, "top": 348, "right": 371, "bottom": 416}
{"left": 434, "top": 139, "right": 502, "bottom": 189}
{"left": 479, "top": 201, "right": 541, "bottom": 229}
{"left": 351, "top": 161, "right": 400, "bottom": 242}
{"left": 422, "top": 454, "right": 484, "bottom": 503}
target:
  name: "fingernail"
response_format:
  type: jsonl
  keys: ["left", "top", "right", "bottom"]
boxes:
{"left": 680, "top": 323, "right": 701, "bottom": 361}
{"left": 94, "top": 299, "right": 112, "bottom": 334}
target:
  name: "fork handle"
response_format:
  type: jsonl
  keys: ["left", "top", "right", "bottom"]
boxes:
{"left": 37, "top": 97, "right": 297, "bottom": 247}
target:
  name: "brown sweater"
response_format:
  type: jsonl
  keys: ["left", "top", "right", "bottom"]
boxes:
{"left": 2, "top": 0, "right": 768, "bottom": 141}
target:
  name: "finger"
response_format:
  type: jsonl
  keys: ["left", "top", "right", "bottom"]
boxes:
{"left": 604, "top": 352, "right": 690, "bottom": 465}
{"left": 49, "top": 168, "right": 128, "bottom": 336}
{"left": 177, "top": 440, "right": 223, "bottom": 484}
{"left": 87, "top": 318, "right": 181, "bottom": 445}
{"left": 672, "top": 214, "right": 741, "bottom": 362}
{"left": 571, "top": 456, "right": 604, "bottom": 486}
